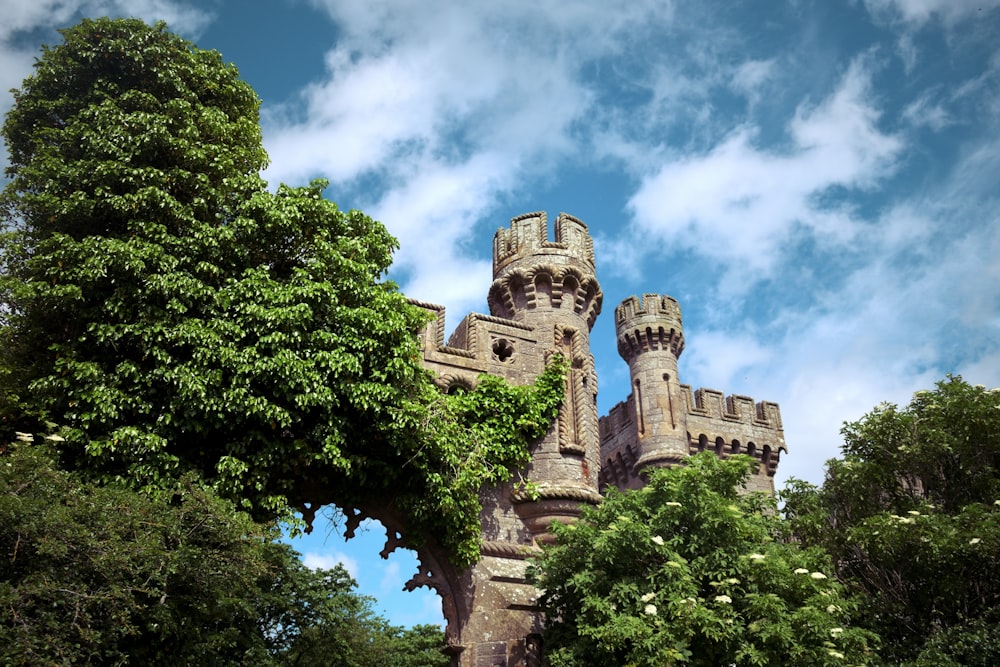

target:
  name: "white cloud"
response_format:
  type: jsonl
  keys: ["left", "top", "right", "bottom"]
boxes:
{"left": 0, "top": 50, "right": 34, "bottom": 122}
{"left": 773, "top": 224, "right": 1000, "bottom": 483}
{"left": 379, "top": 561, "right": 402, "bottom": 594}
{"left": 679, "top": 131, "right": 1000, "bottom": 486}
{"left": 864, "top": 0, "right": 1000, "bottom": 69}
{"left": 699, "top": 234, "right": 999, "bottom": 486}
{"left": 367, "top": 155, "right": 510, "bottom": 315}
{"left": 901, "top": 91, "right": 953, "bottom": 130}
{"left": 626, "top": 56, "right": 902, "bottom": 284}
{"left": 730, "top": 58, "right": 777, "bottom": 106}
{"left": 683, "top": 329, "right": 774, "bottom": 393}
{"left": 263, "top": 0, "right": 677, "bottom": 316}
{"left": 265, "top": 0, "right": 676, "bottom": 186}
{"left": 1, "top": 0, "right": 210, "bottom": 42}
{"left": 302, "top": 550, "right": 360, "bottom": 578}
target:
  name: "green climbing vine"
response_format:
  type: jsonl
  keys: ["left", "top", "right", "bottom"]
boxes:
{"left": 410, "top": 356, "right": 567, "bottom": 566}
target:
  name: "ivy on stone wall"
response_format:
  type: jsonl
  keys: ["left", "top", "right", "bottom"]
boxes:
{"left": 412, "top": 357, "right": 567, "bottom": 565}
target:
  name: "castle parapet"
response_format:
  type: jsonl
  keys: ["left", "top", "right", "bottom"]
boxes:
{"left": 408, "top": 299, "right": 538, "bottom": 391}
{"left": 493, "top": 211, "right": 595, "bottom": 275}
{"left": 616, "top": 293, "right": 683, "bottom": 324}
{"left": 599, "top": 384, "right": 786, "bottom": 492}
{"left": 409, "top": 299, "right": 449, "bottom": 349}
{"left": 488, "top": 212, "right": 602, "bottom": 329}
{"left": 599, "top": 397, "right": 634, "bottom": 444}
{"left": 683, "top": 385, "right": 786, "bottom": 491}
{"left": 616, "top": 294, "right": 685, "bottom": 360}
{"left": 682, "top": 386, "right": 783, "bottom": 429}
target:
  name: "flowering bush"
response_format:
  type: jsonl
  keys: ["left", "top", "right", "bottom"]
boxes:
{"left": 530, "top": 453, "right": 876, "bottom": 666}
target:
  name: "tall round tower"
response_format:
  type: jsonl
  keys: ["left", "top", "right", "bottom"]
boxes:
{"left": 488, "top": 211, "right": 603, "bottom": 539}
{"left": 615, "top": 293, "right": 688, "bottom": 471}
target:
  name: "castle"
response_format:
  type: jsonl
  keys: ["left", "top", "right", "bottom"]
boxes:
{"left": 398, "top": 212, "right": 786, "bottom": 666}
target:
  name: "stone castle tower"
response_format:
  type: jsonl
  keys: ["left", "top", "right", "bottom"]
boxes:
{"left": 402, "top": 212, "right": 785, "bottom": 666}
{"left": 599, "top": 293, "right": 784, "bottom": 494}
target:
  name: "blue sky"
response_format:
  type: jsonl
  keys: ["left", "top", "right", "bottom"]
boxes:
{"left": 4, "top": 0, "right": 999, "bottom": 629}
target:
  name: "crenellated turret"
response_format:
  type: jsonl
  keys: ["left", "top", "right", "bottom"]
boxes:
{"left": 615, "top": 294, "right": 689, "bottom": 473}
{"left": 616, "top": 293, "right": 684, "bottom": 360}
{"left": 488, "top": 212, "right": 602, "bottom": 331}
{"left": 492, "top": 211, "right": 595, "bottom": 275}
{"left": 482, "top": 213, "right": 604, "bottom": 542}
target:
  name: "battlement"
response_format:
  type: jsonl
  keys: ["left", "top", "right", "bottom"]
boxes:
{"left": 599, "top": 394, "right": 636, "bottom": 442}
{"left": 409, "top": 298, "right": 536, "bottom": 366}
{"left": 493, "top": 211, "right": 595, "bottom": 276}
{"left": 599, "top": 386, "right": 782, "bottom": 440}
{"left": 615, "top": 293, "right": 684, "bottom": 361}
{"left": 599, "top": 384, "right": 785, "bottom": 492}
{"left": 682, "top": 386, "right": 783, "bottom": 430}
{"left": 487, "top": 212, "right": 602, "bottom": 327}
{"left": 616, "top": 293, "right": 683, "bottom": 325}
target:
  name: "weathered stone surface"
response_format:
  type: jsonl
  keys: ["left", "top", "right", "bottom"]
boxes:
{"left": 405, "top": 212, "right": 786, "bottom": 666}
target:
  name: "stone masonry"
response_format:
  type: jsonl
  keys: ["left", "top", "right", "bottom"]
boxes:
{"left": 401, "top": 212, "right": 786, "bottom": 666}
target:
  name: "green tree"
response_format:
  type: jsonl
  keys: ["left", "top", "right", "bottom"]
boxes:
{"left": 257, "top": 553, "right": 417, "bottom": 667}
{"left": 530, "top": 453, "right": 876, "bottom": 666}
{"left": 278, "top": 613, "right": 450, "bottom": 667}
{"left": 1, "top": 440, "right": 278, "bottom": 665}
{"left": 380, "top": 624, "right": 451, "bottom": 667}
{"left": 0, "top": 17, "right": 563, "bottom": 567}
{"left": 1, "top": 438, "right": 446, "bottom": 666}
{"left": 784, "top": 377, "right": 1000, "bottom": 665}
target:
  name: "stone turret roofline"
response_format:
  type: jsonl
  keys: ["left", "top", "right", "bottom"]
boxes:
{"left": 493, "top": 211, "right": 596, "bottom": 275}
{"left": 615, "top": 293, "right": 683, "bottom": 324}
{"left": 615, "top": 293, "right": 685, "bottom": 360}
{"left": 486, "top": 213, "right": 602, "bottom": 328}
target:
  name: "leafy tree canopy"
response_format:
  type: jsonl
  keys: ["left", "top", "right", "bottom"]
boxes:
{"left": 379, "top": 624, "right": 452, "bottom": 667}
{"left": 529, "top": 453, "right": 877, "bottom": 666}
{"left": 0, "top": 440, "right": 447, "bottom": 666}
{"left": 0, "top": 17, "right": 564, "bottom": 568}
{"left": 784, "top": 377, "right": 1000, "bottom": 665}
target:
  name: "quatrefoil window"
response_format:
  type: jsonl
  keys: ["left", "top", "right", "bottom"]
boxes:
{"left": 492, "top": 338, "right": 515, "bottom": 363}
